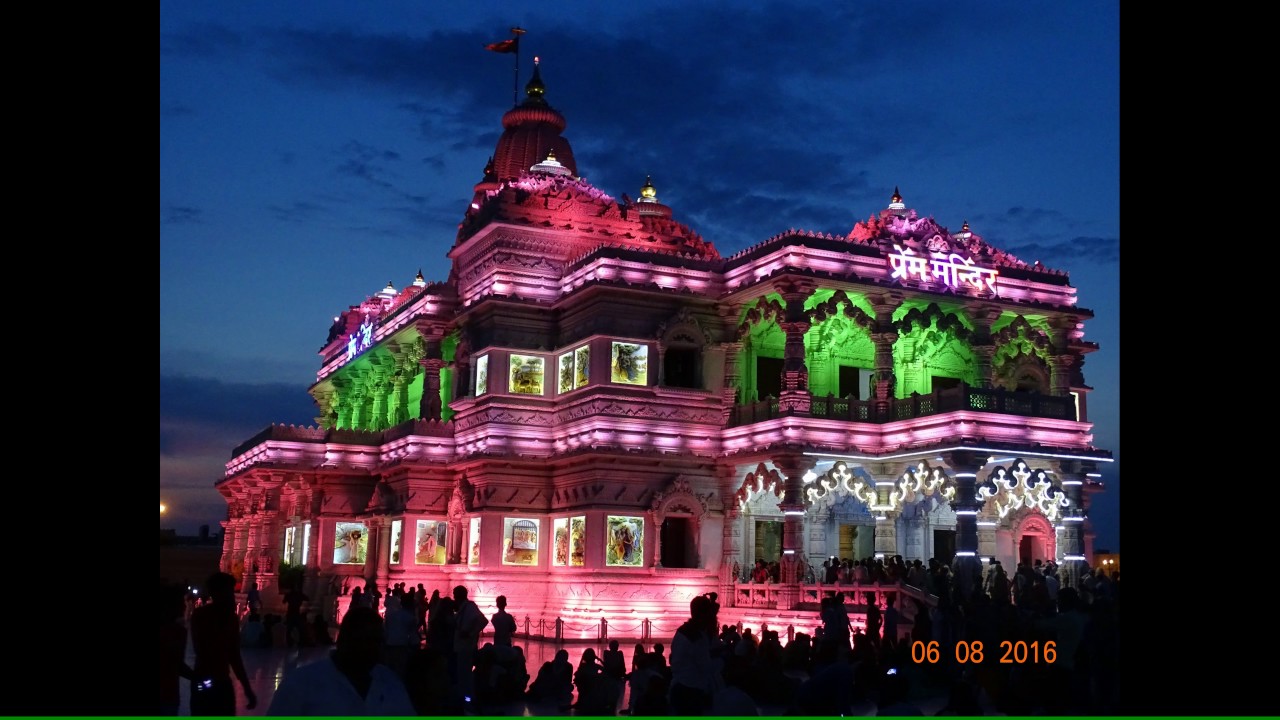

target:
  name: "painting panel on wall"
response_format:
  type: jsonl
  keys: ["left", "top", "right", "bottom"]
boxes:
{"left": 415, "top": 520, "right": 447, "bottom": 564}
{"left": 611, "top": 342, "right": 648, "bottom": 385}
{"left": 503, "top": 517, "right": 540, "bottom": 566}
{"left": 551, "top": 516, "right": 585, "bottom": 567}
{"left": 553, "top": 518, "right": 569, "bottom": 566}
{"left": 333, "top": 521, "right": 368, "bottom": 564}
{"left": 475, "top": 354, "right": 489, "bottom": 395}
{"left": 469, "top": 517, "right": 481, "bottom": 565}
{"left": 509, "top": 354, "right": 545, "bottom": 395}
{"left": 558, "top": 352, "right": 574, "bottom": 393}
{"left": 389, "top": 520, "right": 402, "bottom": 564}
{"left": 283, "top": 526, "right": 296, "bottom": 563}
{"left": 574, "top": 346, "right": 590, "bottom": 388}
{"left": 606, "top": 515, "right": 644, "bottom": 566}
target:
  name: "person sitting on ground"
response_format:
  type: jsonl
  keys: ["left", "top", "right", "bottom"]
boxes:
{"left": 602, "top": 639, "right": 627, "bottom": 681}
{"left": 266, "top": 606, "right": 416, "bottom": 716}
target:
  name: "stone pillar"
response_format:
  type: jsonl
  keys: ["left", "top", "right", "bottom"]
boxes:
{"left": 772, "top": 453, "right": 812, "bottom": 609}
{"left": 1049, "top": 354, "right": 1075, "bottom": 397}
{"left": 1056, "top": 459, "right": 1090, "bottom": 591}
{"left": 720, "top": 341, "right": 743, "bottom": 424}
{"left": 369, "top": 373, "right": 389, "bottom": 430}
{"left": 655, "top": 344, "right": 667, "bottom": 386}
{"left": 947, "top": 450, "right": 986, "bottom": 602}
{"left": 372, "top": 516, "right": 392, "bottom": 589}
{"left": 717, "top": 465, "right": 743, "bottom": 604}
{"left": 364, "top": 519, "right": 381, "bottom": 585}
{"left": 391, "top": 375, "right": 409, "bottom": 425}
{"left": 219, "top": 520, "right": 234, "bottom": 573}
{"left": 421, "top": 359, "right": 444, "bottom": 422}
{"left": 303, "top": 491, "right": 326, "bottom": 604}
{"left": 969, "top": 303, "right": 998, "bottom": 389}
{"left": 776, "top": 282, "right": 813, "bottom": 413}
{"left": 875, "top": 514, "right": 898, "bottom": 559}
{"left": 807, "top": 508, "right": 830, "bottom": 564}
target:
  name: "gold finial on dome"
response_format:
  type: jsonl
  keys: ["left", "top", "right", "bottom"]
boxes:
{"left": 524, "top": 56, "right": 546, "bottom": 103}
{"left": 413, "top": 269, "right": 427, "bottom": 287}
{"left": 378, "top": 280, "right": 397, "bottom": 299}
{"left": 957, "top": 220, "right": 972, "bottom": 239}
{"left": 888, "top": 186, "right": 906, "bottom": 213}
{"left": 640, "top": 175, "right": 657, "bottom": 201}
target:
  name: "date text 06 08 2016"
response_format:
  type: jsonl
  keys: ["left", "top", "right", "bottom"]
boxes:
{"left": 910, "top": 640, "right": 1058, "bottom": 665}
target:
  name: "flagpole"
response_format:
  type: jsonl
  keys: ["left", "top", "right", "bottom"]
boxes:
{"left": 511, "top": 27, "right": 526, "bottom": 107}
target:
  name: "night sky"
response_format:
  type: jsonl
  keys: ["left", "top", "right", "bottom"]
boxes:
{"left": 160, "top": 1, "right": 1119, "bottom": 550}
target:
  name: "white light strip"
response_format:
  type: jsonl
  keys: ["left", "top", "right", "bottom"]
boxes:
{"left": 977, "top": 521, "right": 997, "bottom": 526}
{"left": 1086, "top": 473, "right": 1102, "bottom": 477}
{"left": 955, "top": 551, "right": 976, "bottom": 557}
{"left": 876, "top": 515, "right": 888, "bottom": 521}
{"left": 874, "top": 553, "right": 885, "bottom": 559}
{"left": 783, "top": 549, "right": 796, "bottom": 555}
{"left": 806, "top": 447, "right": 1114, "bottom": 463}
{"left": 783, "top": 510, "right": 806, "bottom": 516}
{"left": 955, "top": 510, "right": 978, "bottom": 516}
{"left": 875, "top": 481, "right": 896, "bottom": 486}
{"left": 1063, "top": 517, "right": 1085, "bottom": 522}
{"left": 954, "top": 472, "right": 977, "bottom": 478}
{"left": 1063, "top": 554, "right": 1086, "bottom": 561}
{"left": 1061, "top": 480, "right": 1083, "bottom": 485}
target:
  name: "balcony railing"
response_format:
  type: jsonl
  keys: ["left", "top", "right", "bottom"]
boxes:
{"left": 728, "top": 383, "right": 1075, "bottom": 427}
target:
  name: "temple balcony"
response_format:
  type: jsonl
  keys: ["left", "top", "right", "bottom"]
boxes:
{"left": 225, "top": 419, "right": 455, "bottom": 476}
{"left": 722, "top": 383, "right": 1096, "bottom": 456}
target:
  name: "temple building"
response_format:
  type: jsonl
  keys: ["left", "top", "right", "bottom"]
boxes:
{"left": 216, "top": 60, "right": 1111, "bottom": 636}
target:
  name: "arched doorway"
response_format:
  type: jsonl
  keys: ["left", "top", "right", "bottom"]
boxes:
{"left": 1014, "top": 511, "right": 1055, "bottom": 567}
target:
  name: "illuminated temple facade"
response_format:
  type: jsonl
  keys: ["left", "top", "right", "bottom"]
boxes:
{"left": 217, "top": 63, "right": 1110, "bottom": 634}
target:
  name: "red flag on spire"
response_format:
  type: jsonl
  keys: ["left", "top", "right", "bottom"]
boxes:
{"left": 485, "top": 37, "right": 518, "bottom": 54}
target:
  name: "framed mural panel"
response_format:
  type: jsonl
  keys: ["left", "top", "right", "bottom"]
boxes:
{"left": 558, "top": 352, "right": 574, "bottom": 393}
{"left": 415, "top": 520, "right": 447, "bottom": 564}
{"left": 333, "top": 521, "right": 368, "bottom": 565}
{"left": 302, "top": 522, "right": 311, "bottom": 565}
{"left": 475, "top": 354, "right": 489, "bottom": 395}
{"left": 502, "top": 516, "right": 541, "bottom": 566}
{"left": 509, "top": 354, "right": 545, "bottom": 395}
{"left": 282, "top": 526, "right": 297, "bottom": 564}
{"left": 611, "top": 342, "right": 648, "bottom": 385}
{"left": 574, "top": 345, "right": 590, "bottom": 388}
{"left": 606, "top": 515, "right": 644, "bottom": 567}
{"left": 468, "top": 517, "right": 481, "bottom": 565}
{"left": 553, "top": 516, "right": 587, "bottom": 567}
{"left": 389, "top": 520, "right": 403, "bottom": 564}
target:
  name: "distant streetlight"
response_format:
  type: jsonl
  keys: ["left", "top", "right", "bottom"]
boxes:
{"left": 160, "top": 502, "right": 167, "bottom": 515}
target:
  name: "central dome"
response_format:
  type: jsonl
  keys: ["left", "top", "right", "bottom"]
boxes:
{"left": 488, "top": 61, "right": 578, "bottom": 182}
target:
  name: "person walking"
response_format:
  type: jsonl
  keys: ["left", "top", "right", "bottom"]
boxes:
{"left": 266, "top": 606, "right": 415, "bottom": 716}
{"left": 452, "top": 585, "right": 489, "bottom": 703}
{"left": 189, "top": 572, "right": 257, "bottom": 715}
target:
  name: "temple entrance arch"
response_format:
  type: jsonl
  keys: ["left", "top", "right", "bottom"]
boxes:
{"left": 733, "top": 463, "right": 784, "bottom": 572}
{"left": 651, "top": 476, "right": 708, "bottom": 569}
{"left": 803, "top": 460, "right": 878, "bottom": 564}
{"left": 1012, "top": 509, "right": 1055, "bottom": 567}
{"left": 977, "top": 459, "right": 1069, "bottom": 566}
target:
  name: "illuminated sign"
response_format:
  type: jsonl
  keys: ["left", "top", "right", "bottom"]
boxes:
{"left": 345, "top": 318, "right": 375, "bottom": 360}
{"left": 888, "top": 243, "right": 997, "bottom": 294}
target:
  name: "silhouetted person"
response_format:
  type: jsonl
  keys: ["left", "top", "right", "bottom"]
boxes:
{"left": 267, "top": 606, "right": 415, "bottom": 715}
{"left": 160, "top": 583, "right": 193, "bottom": 715}
{"left": 602, "top": 639, "right": 627, "bottom": 681}
{"left": 491, "top": 594, "right": 517, "bottom": 648}
{"left": 283, "top": 584, "right": 309, "bottom": 648}
{"left": 189, "top": 572, "right": 257, "bottom": 715}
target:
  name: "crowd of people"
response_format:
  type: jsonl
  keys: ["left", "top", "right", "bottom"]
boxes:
{"left": 160, "top": 555, "right": 1119, "bottom": 715}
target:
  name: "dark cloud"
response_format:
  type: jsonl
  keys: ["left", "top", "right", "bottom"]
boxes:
{"left": 1002, "top": 236, "right": 1119, "bottom": 265}
{"left": 160, "top": 375, "right": 317, "bottom": 429}
{"left": 161, "top": 22, "right": 247, "bottom": 58}
{"left": 268, "top": 200, "right": 325, "bottom": 223}
{"left": 163, "top": 205, "right": 202, "bottom": 225}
